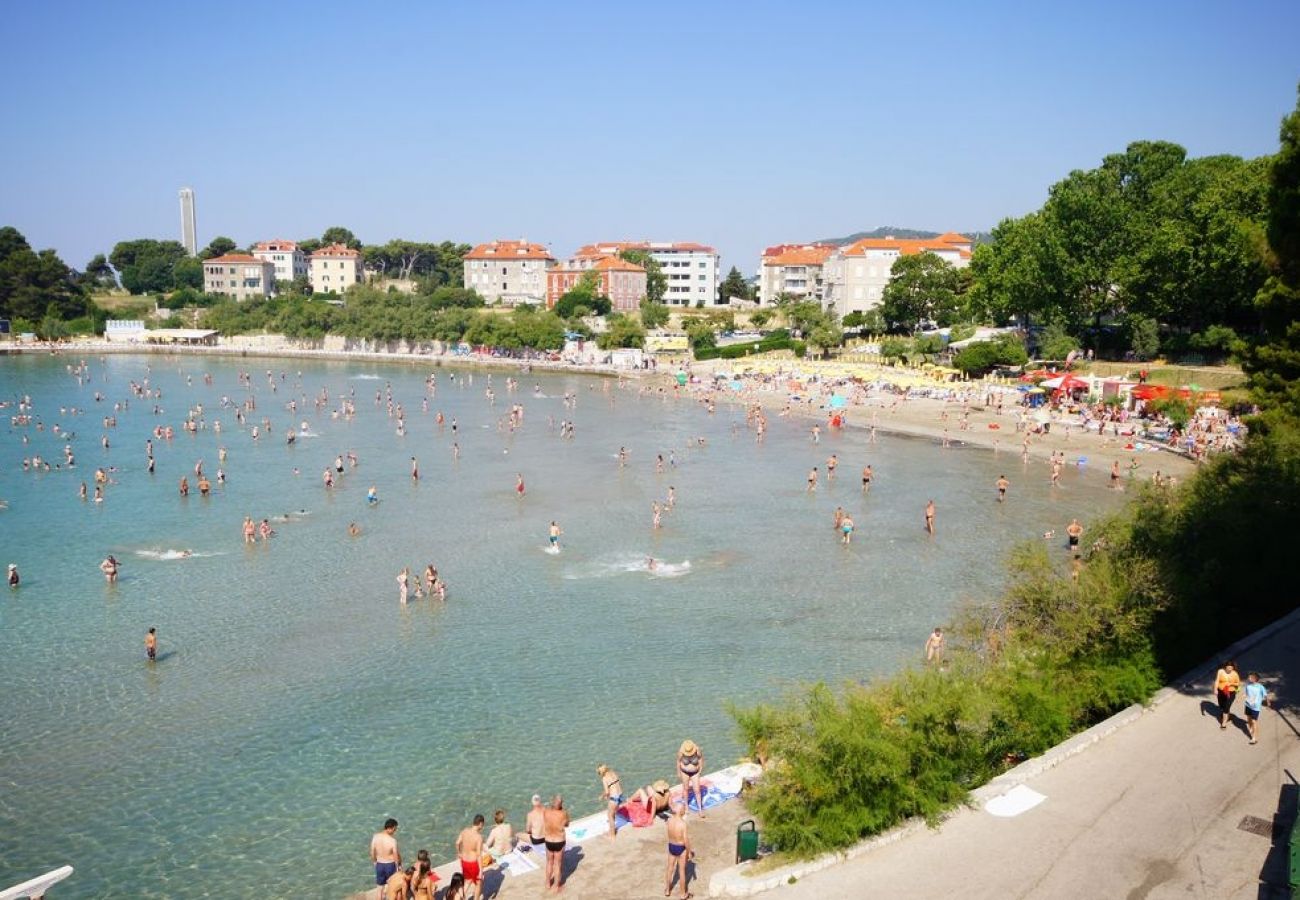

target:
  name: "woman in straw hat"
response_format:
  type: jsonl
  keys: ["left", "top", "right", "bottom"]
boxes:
{"left": 676, "top": 739, "right": 705, "bottom": 817}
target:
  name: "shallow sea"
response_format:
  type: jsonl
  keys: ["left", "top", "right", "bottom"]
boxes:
{"left": 0, "top": 353, "right": 1119, "bottom": 897}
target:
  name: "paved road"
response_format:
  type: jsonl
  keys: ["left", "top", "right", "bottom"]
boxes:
{"left": 775, "top": 617, "right": 1300, "bottom": 900}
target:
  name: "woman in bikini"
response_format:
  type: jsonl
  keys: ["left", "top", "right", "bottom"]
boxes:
{"left": 676, "top": 740, "right": 705, "bottom": 818}
{"left": 597, "top": 764, "right": 624, "bottom": 838}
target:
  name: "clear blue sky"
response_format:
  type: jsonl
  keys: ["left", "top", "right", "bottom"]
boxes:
{"left": 2, "top": 0, "right": 1297, "bottom": 276}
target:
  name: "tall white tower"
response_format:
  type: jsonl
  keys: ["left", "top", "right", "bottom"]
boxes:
{"left": 179, "top": 187, "right": 197, "bottom": 255}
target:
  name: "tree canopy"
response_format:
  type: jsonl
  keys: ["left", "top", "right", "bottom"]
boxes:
{"left": 109, "top": 238, "right": 191, "bottom": 295}
{"left": 968, "top": 141, "right": 1269, "bottom": 333}
{"left": 0, "top": 226, "right": 89, "bottom": 322}
{"left": 880, "top": 251, "right": 961, "bottom": 330}
{"left": 718, "top": 266, "right": 752, "bottom": 303}
{"left": 1244, "top": 84, "right": 1300, "bottom": 421}
{"left": 199, "top": 236, "right": 237, "bottom": 260}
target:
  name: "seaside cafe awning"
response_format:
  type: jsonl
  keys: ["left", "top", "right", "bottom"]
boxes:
{"left": 1131, "top": 384, "right": 1170, "bottom": 401}
{"left": 1040, "top": 374, "right": 1089, "bottom": 392}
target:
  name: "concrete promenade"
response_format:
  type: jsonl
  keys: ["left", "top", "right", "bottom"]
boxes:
{"left": 766, "top": 614, "right": 1300, "bottom": 900}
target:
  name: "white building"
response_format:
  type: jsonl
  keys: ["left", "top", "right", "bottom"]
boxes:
{"left": 823, "top": 232, "right": 973, "bottom": 316}
{"left": 309, "top": 243, "right": 364, "bottom": 294}
{"left": 463, "top": 239, "right": 555, "bottom": 305}
{"left": 252, "top": 239, "right": 308, "bottom": 287}
{"left": 572, "top": 241, "right": 720, "bottom": 307}
{"left": 179, "top": 187, "right": 197, "bottom": 256}
{"left": 202, "top": 254, "right": 275, "bottom": 301}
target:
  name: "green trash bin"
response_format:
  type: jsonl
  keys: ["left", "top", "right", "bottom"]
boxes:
{"left": 736, "top": 819, "right": 760, "bottom": 864}
{"left": 1290, "top": 819, "right": 1300, "bottom": 890}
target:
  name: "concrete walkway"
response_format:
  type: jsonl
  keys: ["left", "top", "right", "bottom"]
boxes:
{"left": 770, "top": 615, "right": 1300, "bottom": 900}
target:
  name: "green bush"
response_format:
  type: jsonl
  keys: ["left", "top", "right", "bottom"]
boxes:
{"left": 953, "top": 335, "right": 1028, "bottom": 374}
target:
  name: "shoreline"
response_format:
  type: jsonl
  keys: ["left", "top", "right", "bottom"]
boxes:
{"left": 660, "top": 361, "right": 1199, "bottom": 481}
{"left": 0, "top": 339, "right": 642, "bottom": 380}
{"left": 4, "top": 338, "right": 1198, "bottom": 479}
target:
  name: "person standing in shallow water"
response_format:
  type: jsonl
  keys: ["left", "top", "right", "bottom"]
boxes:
{"left": 144, "top": 627, "right": 157, "bottom": 661}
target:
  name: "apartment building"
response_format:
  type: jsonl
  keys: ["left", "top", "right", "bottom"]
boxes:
{"left": 571, "top": 241, "right": 720, "bottom": 307}
{"left": 463, "top": 240, "right": 555, "bottom": 305}
{"left": 202, "top": 254, "right": 275, "bottom": 301}
{"left": 252, "top": 239, "right": 308, "bottom": 286}
{"left": 757, "top": 243, "right": 837, "bottom": 305}
{"left": 823, "top": 232, "right": 973, "bottom": 316}
{"left": 308, "top": 243, "right": 364, "bottom": 294}
{"left": 546, "top": 255, "right": 648, "bottom": 311}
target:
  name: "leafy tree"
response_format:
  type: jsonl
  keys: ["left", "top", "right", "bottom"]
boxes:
{"left": 597, "top": 313, "right": 646, "bottom": 349}
{"left": 785, "top": 301, "right": 826, "bottom": 335}
{"left": 880, "top": 252, "right": 961, "bottom": 331}
{"left": 639, "top": 299, "right": 670, "bottom": 329}
{"left": 970, "top": 140, "right": 1269, "bottom": 334}
{"left": 110, "top": 239, "right": 188, "bottom": 295}
{"left": 749, "top": 308, "right": 774, "bottom": 329}
{"left": 1036, "top": 323, "right": 1079, "bottom": 360}
{"left": 1244, "top": 83, "right": 1300, "bottom": 421}
{"left": 320, "top": 226, "right": 361, "bottom": 249}
{"left": 173, "top": 257, "right": 204, "bottom": 290}
{"left": 952, "top": 334, "right": 1029, "bottom": 374}
{"left": 0, "top": 227, "right": 89, "bottom": 321}
{"left": 80, "top": 254, "right": 116, "bottom": 289}
{"left": 199, "top": 236, "right": 237, "bottom": 260}
{"left": 685, "top": 320, "right": 716, "bottom": 351}
{"left": 618, "top": 249, "right": 666, "bottom": 304}
{"left": 555, "top": 289, "right": 611, "bottom": 318}
{"left": 1188, "top": 324, "right": 1241, "bottom": 362}
{"left": 842, "top": 310, "right": 866, "bottom": 329}
{"left": 298, "top": 238, "right": 322, "bottom": 256}
{"left": 718, "top": 266, "right": 752, "bottom": 303}
{"left": 1125, "top": 315, "right": 1161, "bottom": 360}
{"left": 967, "top": 213, "right": 1068, "bottom": 327}
{"left": 808, "top": 321, "right": 844, "bottom": 357}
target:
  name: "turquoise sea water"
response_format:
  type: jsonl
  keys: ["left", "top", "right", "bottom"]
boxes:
{"left": 0, "top": 353, "right": 1120, "bottom": 898}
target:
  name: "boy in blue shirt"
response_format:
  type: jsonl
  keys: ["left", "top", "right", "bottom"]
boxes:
{"left": 1242, "top": 672, "right": 1269, "bottom": 745}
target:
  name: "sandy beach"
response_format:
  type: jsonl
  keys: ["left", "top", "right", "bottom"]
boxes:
{"left": 666, "top": 358, "right": 1198, "bottom": 481}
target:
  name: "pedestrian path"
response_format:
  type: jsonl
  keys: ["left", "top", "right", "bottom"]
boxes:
{"left": 772, "top": 615, "right": 1300, "bottom": 899}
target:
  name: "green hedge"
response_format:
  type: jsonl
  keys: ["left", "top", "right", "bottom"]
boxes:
{"left": 695, "top": 336, "right": 806, "bottom": 360}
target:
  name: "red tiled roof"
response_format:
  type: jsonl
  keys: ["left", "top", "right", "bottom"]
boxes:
{"left": 310, "top": 243, "right": 361, "bottom": 259}
{"left": 763, "top": 245, "right": 836, "bottom": 267}
{"left": 253, "top": 239, "right": 299, "bottom": 251}
{"left": 841, "top": 237, "right": 967, "bottom": 258}
{"left": 465, "top": 240, "right": 554, "bottom": 261}
{"left": 935, "top": 231, "right": 973, "bottom": 246}
{"left": 204, "top": 254, "right": 265, "bottom": 264}
{"left": 591, "top": 256, "right": 646, "bottom": 273}
{"left": 573, "top": 241, "right": 717, "bottom": 257}
{"left": 762, "top": 242, "right": 835, "bottom": 260}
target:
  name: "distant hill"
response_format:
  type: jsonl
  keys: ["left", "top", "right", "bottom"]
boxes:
{"left": 814, "top": 226, "right": 992, "bottom": 246}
